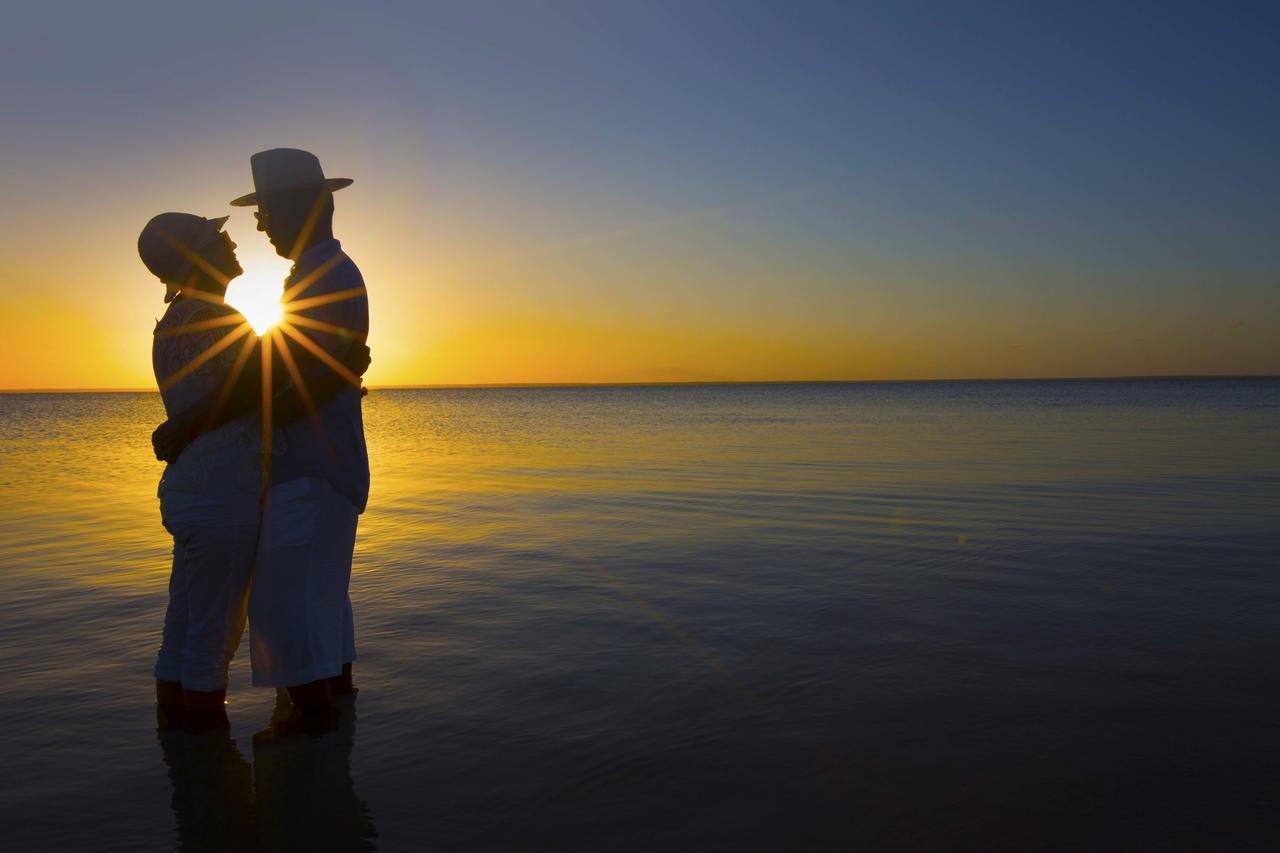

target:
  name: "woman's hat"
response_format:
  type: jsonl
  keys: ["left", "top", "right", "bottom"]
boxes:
{"left": 138, "top": 213, "right": 229, "bottom": 300}
{"left": 229, "top": 148, "right": 352, "bottom": 207}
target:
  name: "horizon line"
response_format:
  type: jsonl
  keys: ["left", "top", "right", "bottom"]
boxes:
{"left": 4, "top": 373, "right": 1278, "bottom": 394}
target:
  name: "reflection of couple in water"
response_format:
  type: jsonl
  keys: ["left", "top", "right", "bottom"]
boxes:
{"left": 138, "top": 148, "right": 371, "bottom": 739}
{"left": 157, "top": 690, "right": 376, "bottom": 851}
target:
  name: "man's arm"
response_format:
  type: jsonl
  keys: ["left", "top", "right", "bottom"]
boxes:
{"left": 270, "top": 336, "right": 370, "bottom": 426}
{"left": 151, "top": 337, "right": 370, "bottom": 463}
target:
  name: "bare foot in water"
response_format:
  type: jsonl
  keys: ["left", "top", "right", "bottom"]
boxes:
{"left": 156, "top": 678, "right": 184, "bottom": 732}
{"left": 253, "top": 688, "right": 340, "bottom": 743}
{"left": 328, "top": 662, "right": 358, "bottom": 697}
{"left": 183, "top": 687, "right": 230, "bottom": 735}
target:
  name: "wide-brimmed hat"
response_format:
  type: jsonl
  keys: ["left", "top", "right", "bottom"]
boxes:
{"left": 229, "top": 148, "right": 352, "bottom": 207}
{"left": 138, "top": 212, "right": 229, "bottom": 300}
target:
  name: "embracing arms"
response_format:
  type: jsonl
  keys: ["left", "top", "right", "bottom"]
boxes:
{"left": 151, "top": 333, "right": 370, "bottom": 463}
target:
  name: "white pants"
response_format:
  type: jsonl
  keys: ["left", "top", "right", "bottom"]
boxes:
{"left": 249, "top": 477, "right": 358, "bottom": 687}
{"left": 155, "top": 492, "right": 259, "bottom": 692}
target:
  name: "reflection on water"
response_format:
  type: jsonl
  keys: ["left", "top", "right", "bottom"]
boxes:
{"left": 254, "top": 694, "right": 376, "bottom": 852}
{"left": 157, "top": 730, "right": 257, "bottom": 850}
{"left": 158, "top": 694, "right": 374, "bottom": 852}
{"left": 1, "top": 381, "right": 1278, "bottom": 848}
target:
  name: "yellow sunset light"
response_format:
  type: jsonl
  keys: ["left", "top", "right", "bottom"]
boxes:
{"left": 224, "top": 255, "right": 288, "bottom": 334}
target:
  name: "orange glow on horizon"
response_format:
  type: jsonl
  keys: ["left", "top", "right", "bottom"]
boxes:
{"left": 1, "top": 198, "right": 1277, "bottom": 391}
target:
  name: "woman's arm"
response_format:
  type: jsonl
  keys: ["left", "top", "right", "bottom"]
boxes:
{"left": 151, "top": 336, "right": 371, "bottom": 463}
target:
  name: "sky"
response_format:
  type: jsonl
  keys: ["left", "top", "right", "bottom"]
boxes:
{"left": 0, "top": 0, "right": 1277, "bottom": 389}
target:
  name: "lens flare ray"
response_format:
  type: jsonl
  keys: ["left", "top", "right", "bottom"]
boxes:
{"left": 283, "top": 312, "right": 365, "bottom": 341}
{"left": 157, "top": 321, "right": 253, "bottom": 392}
{"left": 270, "top": 327, "right": 317, "bottom": 420}
{"left": 283, "top": 287, "right": 367, "bottom": 315}
{"left": 275, "top": 321, "right": 362, "bottom": 387}
{"left": 280, "top": 253, "right": 344, "bottom": 304}
{"left": 208, "top": 332, "right": 259, "bottom": 426}
{"left": 155, "top": 312, "right": 247, "bottom": 338}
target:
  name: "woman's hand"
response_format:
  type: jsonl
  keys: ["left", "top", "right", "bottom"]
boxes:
{"left": 152, "top": 418, "right": 187, "bottom": 463}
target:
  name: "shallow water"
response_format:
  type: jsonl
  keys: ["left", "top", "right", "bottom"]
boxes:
{"left": 2, "top": 380, "right": 1278, "bottom": 850}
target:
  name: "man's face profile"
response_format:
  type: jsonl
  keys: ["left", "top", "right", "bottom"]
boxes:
{"left": 256, "top": 188, "right": 331, "bottom": 259}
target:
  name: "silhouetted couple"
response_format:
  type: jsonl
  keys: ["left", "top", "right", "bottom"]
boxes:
{"left": 139, "top": 148, "right": 371, "bottom": 739}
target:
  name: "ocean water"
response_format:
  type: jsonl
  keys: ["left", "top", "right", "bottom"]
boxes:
{"left": 1, "top": 380, "right": 1277, "bottom": 850}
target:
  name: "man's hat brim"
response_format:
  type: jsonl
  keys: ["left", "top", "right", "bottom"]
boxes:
{"left": 229, "top": 177, "right": 352, "bottom": 207}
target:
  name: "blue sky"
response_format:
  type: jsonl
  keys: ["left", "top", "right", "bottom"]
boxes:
{"left": 1, "top": 1, "right": 1277, "bottom": 386}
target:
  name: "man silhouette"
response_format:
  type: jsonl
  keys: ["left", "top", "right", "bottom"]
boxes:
{"left": 154, "top": 148, "right": 371, "bottom": 735}
{"left": 237, "top": 148, "right": 370, "bottom": 734}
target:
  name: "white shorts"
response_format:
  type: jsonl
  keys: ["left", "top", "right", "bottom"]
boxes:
{"left": 249, "top": 477, "right": 358, "bottom": 687}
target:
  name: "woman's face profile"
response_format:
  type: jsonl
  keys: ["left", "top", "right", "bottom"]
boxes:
{"left": 204, "top": 229, "right": 243, "bottom": 281}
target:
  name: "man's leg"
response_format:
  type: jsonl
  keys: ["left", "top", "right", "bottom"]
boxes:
{"left": 250, "top": 477, "right": 358, "bottom": 735}
{"left": 329, "top": 591, "right": 358, "bottom": 695}
{"left": 329, "top": 661, "right": 355, "bottom": 696}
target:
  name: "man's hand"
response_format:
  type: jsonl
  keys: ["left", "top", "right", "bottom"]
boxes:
{"left": 346, "top": 342, "right": 371, "bottom": 397}
{"left": 346, "top": 342, "right": 372, "bottom": 377}
{"left": 152, "top": 419, "right": 185, "bottom": 464}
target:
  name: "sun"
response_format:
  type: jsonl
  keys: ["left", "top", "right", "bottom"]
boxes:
{"left": 224, "top": 252, "right": 290, "bottom": 334}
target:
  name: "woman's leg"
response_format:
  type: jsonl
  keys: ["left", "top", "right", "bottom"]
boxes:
{"left": 156, "top": 679, "right": 185, "bottom": 730}
{"left": 172, "top": 519, "right": 258, "bottom": 733}
{"left": 155, "top": 533, "right": 191, "bottom": 730}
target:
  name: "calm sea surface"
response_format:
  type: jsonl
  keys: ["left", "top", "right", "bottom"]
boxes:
{"left": 1, "top": 381, "right": 1278, "bottom": 850}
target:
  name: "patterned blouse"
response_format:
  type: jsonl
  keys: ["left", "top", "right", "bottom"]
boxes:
{"left": 152, "top": 296, "right": 265, "bottom": 500}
